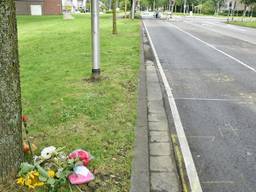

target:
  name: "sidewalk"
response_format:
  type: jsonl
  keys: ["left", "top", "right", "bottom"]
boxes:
{"left": 130, "top": 26, "right": 180, "bottom": 192}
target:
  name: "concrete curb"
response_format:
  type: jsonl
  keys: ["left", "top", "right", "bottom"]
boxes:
{"left": 130, "top": 22, "right": 180, "bottom": 192}
{"left": 143, "top": 20, "right": 203, "bottom": 192}
{"left": 130, "top": 23, "right": 150, "bottom": 192}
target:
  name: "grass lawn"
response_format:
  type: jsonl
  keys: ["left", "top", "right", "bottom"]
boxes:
{"left": 17, "top": 15, "right": 140, "bottom": 191}
{"left": 227, "top": 21, "right": 256, "bottom": 28}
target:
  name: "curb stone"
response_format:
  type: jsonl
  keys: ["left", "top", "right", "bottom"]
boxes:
{"left": 130, "top": 23, "right": 181, "bottom": 192}
{"left": 130, "top": 23, "right": 150, "bottom": 192}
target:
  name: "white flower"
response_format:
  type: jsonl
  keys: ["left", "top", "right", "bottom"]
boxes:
{"left": 40, "top": 146, "right": 56, "bottom": 160}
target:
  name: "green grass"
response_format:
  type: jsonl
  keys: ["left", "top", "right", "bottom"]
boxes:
{"left": 17, "top": 15, "right": 140, "bottom": 191}
{"left": 227, "top": 21, "right": 256, "bottom": 28}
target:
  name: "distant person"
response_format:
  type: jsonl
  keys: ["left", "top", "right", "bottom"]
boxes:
{"left": 155, "top": 10, "right": 159, "bottom": 18}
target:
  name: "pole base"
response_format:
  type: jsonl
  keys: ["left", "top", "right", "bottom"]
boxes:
{"left": 91, "top": 69, "right": 101, "bottom": 81}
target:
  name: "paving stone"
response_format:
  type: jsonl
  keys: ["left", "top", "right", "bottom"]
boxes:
{"left": 150, "top": 143, "right": 171, "bottom": 156}
{"left": 145, "top": 60, "right": 154, "bottom": 66}
{"left": 147, "top": 82, "right": 162, "bottom": 101}
{"left": 147, "top": 71, "right": 159, "bottom": 83}
{"left": 151, "top": 172, "right": 179, "bottom": 192}
{"left": 150, "top": 131, "right": 170, "bottom": 143}
{"left": 149, "top": 121, "right": 169, "bottom": 131}
{"left": 146, "top": 64, "right": 156, "bottom": 71}
{"left": 148, "top": 113, "right": 166, "bottom": 122}
{"left": 144, "top": 44, "right": 152, "bottom": 59}
{"left": 148, "top": 100, "right": 165, "bottom": 114}
{"left": 150, "top": 156, "right": 174, "bottom": 172}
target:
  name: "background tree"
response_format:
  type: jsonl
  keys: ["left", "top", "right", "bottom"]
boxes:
{"left": 212, "top": 0, "right": 224, "bottom": 15}
{"left": 241, "top": 0, "right": 256, "bottom": 16}
{"left": 112, "top": 0, "right": 118, "bottom": 34}
{"left": 0, "top": 0, "right": 23, "bottom": 185}
{"left": 124, "top": 0, "right": 128, "bottom": 18}
{"left": 201, "top": 0, "right": 215, "bottom": 14}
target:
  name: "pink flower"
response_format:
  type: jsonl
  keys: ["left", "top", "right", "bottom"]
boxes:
{"left": 68, "top": 149, "right": 92, "bottom": 166}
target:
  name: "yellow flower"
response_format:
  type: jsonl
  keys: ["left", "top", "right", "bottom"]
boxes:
{"left": 33, "top": 171, "right": 39, "bottom": 176}
{"left": 47, "top": 170, "right": 55, "bottom": 177}
{"left": 22, "top": 170, "right": 45, "bottom": 189}
{"left": 35, "top": 181, "right": 44, "bottom": 187}
{"left": 16, "top": 177, "right": 25, "bottom": 186}
{"left": 25, "top": 178, "right": 32, "bottom": 185}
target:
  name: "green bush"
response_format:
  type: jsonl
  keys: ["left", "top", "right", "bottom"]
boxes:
{"left": 202, "top": 0, "right": 215, "bottom": 15}
{"left": 106, "top": 10, "right": 113, "bottom": 14}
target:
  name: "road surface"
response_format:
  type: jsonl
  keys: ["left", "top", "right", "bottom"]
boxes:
{"left": 143, "top": 17, "right": 256, "bottom": 192}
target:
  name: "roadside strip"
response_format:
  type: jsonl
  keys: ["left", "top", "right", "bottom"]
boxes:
{"left": 143, "top": 20, "right": 203, "bottom": 192}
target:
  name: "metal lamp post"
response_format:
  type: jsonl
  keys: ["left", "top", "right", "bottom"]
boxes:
{"left": 91, "top": 0, "right": 100, "bottom": 80}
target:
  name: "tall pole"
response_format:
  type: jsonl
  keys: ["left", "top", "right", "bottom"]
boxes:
{"left": 91, "top": 0, "right": 100, "bottom": 80}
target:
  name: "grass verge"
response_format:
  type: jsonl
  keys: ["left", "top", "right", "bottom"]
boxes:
{"left": 17, "top": 15, "right": 140, "bottom": 191}
{"left": 227, "top": 21, "right": 256, "bottom": 28}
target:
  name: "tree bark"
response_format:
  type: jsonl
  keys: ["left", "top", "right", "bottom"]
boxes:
{"left": 243, "top": 5, "right": 247, "bottom": 17}
{"left": 0, "top": 0, "right": 23, "bottom": 185}
{"left": 124, "top": 0, "right": 127, "bottom": 18}
{"left": 112, "top": 0, "right": 117, "bottom": 34}
{"left": 131, "top": 0, "right": 136, "bottom": 19}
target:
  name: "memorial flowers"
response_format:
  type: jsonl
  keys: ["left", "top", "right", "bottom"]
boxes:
{"left": 17, "top": 147, "right": 95, "bottom": 191}
{"left": 17, "top": 115, "right": 95, "bottom": 191}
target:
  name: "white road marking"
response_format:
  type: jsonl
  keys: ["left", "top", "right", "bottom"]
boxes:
{"left": 202, "top": 181, "right": 235, "bottom": 184}
{"left": 168, "top": 22, "right": 256, "bottom": 73}
{"left": 218, "top": 127, "right": 224, "bottom": 137}
{"left": 174, "top": 97, "right": 240, "bottom": 102}
{"left": 188, "top": 136, "right": 216, "bottom": 142}
{"left": 143, "top": 20, "right": 203, "bottom": 192}
{"left": 225, "top": 123, "right": 239, "bottom": 136}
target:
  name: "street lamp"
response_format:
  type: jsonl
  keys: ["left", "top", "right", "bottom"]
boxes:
{"left": 91, "top": 0, "right": 100, "bottom": 80}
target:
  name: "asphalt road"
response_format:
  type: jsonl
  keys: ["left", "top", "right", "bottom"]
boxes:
{"left": 143, "top": 18, "right": 256, "bottom": 192}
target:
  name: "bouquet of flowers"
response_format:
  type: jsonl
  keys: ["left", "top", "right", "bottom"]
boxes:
{"left": 18, "top": 115, "right": 95, "bottom": 191}
{"left": 16, "top": 146, "right": 95, "bottom": 192}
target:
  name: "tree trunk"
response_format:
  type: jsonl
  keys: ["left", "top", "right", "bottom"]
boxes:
{"left": 124, "top": 0, "right": 127, "bottom": 18}
{"left": 243, "top": 5, "right": 247, "bottom": 17}
{"left": 131, "top": 0, "right": 136, "bottom": 19}
{"left": 112, "top": 0, "right": 117, "bottom": 34}
{"left": 0, "top": 0, "right": 23, "bottom": 185}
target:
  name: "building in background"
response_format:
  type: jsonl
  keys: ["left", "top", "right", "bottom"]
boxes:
{"left": 15, "top": 0, "right": 62, "bottom": 15}
{"left": 62, "top": 0, "right": 87, "bottom": 12}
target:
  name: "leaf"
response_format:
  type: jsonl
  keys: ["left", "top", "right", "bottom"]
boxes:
{"left": 39, "top": 175, "right": 48, "bottom": 182}
{"left": 36, "top": 164, "right": 49, "bottom": 178}
{"left": 47, "top": 178, "right": 56, "bottom": 185}
{"left": 18, "top": 163, "right": 35, "bottom": 176}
